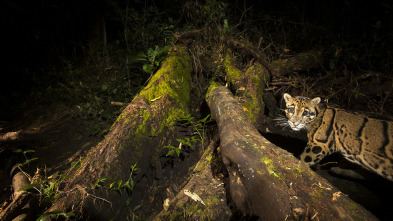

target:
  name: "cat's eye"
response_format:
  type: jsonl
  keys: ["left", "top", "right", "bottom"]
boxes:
{"left": 302, "top": 110, "right": 309, "bottom": 116}
{"left": 289, "top": 107, "right": 295, "bottom": 113}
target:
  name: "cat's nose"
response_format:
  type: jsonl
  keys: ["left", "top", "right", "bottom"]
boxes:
{"left": 293, "top": 122, "right": 299, "bottom": 127}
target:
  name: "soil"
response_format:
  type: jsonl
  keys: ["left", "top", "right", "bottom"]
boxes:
{"left": 0, "top": 100, "right": 207, "bottom": 220}
{"left": 0, "top": 103, "right": 104, "bottom": 213}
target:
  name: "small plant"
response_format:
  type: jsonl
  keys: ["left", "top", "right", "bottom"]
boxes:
{"left": 164, "top": 114, "right": 211, "bottom": 157}
{"left": 103, "top": 163, "right": 139, "bottom": 198}
{"left": 164, "top": 136, "right": 200, "bottom": 157}
{"left": 178, "top": 114, "right": 211, "bottom": 146}
{"left": 164, "top": 145, "right": 181, "bottom": 156}
{"left": 351, "top": 87, "right": 365, "bottom": 99}
{"left": 94, "top": 178, "right": 109, "bottom": 189}
{"left": 36, "top": 210, "right": 74, "bottom": 221}
{"left": 96, "top": 163, "right": 142, "bottom": 220}
{"left": 130, "top": 45, "right": 170, "bottom": 74}
{"left": 13, "top": 149, "right": 38, "bottom": 166}
{"left": 17, "top": 170, "right": 66, "bottom": 207}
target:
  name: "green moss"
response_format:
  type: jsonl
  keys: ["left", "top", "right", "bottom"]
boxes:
{"left": 312, "top": 188, "right": 324, "bottom": 200}
{"left": 224, "top": 50, "right": 243, "bottom": 85}
{"left": 292, "top": 167, "right": 304, "bottom": 177}
{"left": 120, "top": 46, "right": 192, "bottom": 144}
{"left": 271, "top": 58, "right": 296, "bottom": 73}
{"left": 261, "top": 156, "right": 281, "bottom": 178}
{"left": 206, "top": 81, "right": 223, "bottom": 96}
{"left": 206, "top": 154, "right": 213, "bottom": 163}
{"left": 342, "top": 202, "right": 368, "bottom": 220}
{"left": 137, "top": 47, "right": 192, "bottom": 108}
{"left": 243, "top": 93, "right": 259, "bottom": 123}
{"left": 241, "top": 63, "right": 267, "bottom": 124}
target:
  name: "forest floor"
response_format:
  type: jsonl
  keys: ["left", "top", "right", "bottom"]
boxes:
{"left": 1, "top": 70, "right": 393, "bottom": 220}
{"left": 1, "top": 93, "right": 392, "bottom": 220}
{"left": 0, "top": 103, "right": 103, "bottom": 211}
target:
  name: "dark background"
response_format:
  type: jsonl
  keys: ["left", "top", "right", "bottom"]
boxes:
{"left": 2, "top": 0, "right": 392, "bottom": 106}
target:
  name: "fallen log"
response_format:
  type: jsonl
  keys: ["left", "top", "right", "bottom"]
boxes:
{"left": 270, "top": 51, "right": 323, "bottom": 76}
{"left": 223, "top": 49, "right": 268, "bottom": 125}
{"left": 226, "top": 38, "right": 323, "bottom": 77}
{"left": 206, "top": 85, "right": 377, "bottom": 220}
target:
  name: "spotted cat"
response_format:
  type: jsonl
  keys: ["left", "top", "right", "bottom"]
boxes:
{"left": 282, "top": 93, "right": 393, "bottom": 181}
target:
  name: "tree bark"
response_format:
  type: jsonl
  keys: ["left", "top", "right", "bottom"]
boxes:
{"left": 47, "top": 46, "right": 194, "bottom": 220}
{"left": 206, "top": 85, "right": 378, "bottom": 221}
{"left": 153, "top": 135, "right": 232, "bottom": 221}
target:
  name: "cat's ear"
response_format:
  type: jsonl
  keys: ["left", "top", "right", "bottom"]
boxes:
{"left": 311, "top": 97, "right": 321, "bottom": 106}
{"left": 283, "top": 93, "right": 292, "bottom": 104}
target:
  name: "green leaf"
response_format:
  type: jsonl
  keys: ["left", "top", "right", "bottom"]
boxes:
{"left": 147, "top": 47, "right": 155, "bottom": 58}
{"left": 24, "top": 150, "right": 35, "bottom": 154}
{"left": 37, "top": 210, "right": 74, "bottom": 221}
{"left": 166, "top": 149, "right": 176, "bottom": 156}
{"left": 125, "top": 195, "right": 133, "bottom": 206}
{"left": 143, "top": 64, "right": 153, "bottom": 73}
{"left": 190, "top": 136, "right": 200, "bottom": 142}
{"left": 130, "top": 178, "right": 134, "bottom": 190}
{"left": 71, "top": 160, "right": 80, "bottom": 168}
{"left": 158, "top": 46, "right": 170, "bottom": 56}
{"left": 129, "top": 53, "right": 148, "bottom": 63}
{"left": 109, "top": 181, "right": 116, "bottom": 189}
{"left": 116, "top": 180, "right": 123, "bottom": 189}
{"left": 223, "top": 19, "right": 229, "bottom": 33}
{"left": 200, "top": 114, "right": 211, "bottom": 123}
{"left": 123, "top": 182, "right": 131, "bottom": 190}
{"left": 94, "top": 178, "right": 108, "bottom": 188}
{"left": 102, "top": 82, "right": 109, "bottom": 90}
{"left": 133, "top": 204, "right": 143, "bottom": 212}
{"left": 18, "top": 183, "right": 38, "bottom": 192}
{"left": 23, "top": 157, "right": 39, "bottom": 165}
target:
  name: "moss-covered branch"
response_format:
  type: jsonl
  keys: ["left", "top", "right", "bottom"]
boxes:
{"left": 223, "top": 49, "right": 268, "bottom": 125}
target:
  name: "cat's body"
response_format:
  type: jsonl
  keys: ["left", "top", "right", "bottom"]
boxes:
{"left": 282, "top": 93, "right": 393, "bottom": 181}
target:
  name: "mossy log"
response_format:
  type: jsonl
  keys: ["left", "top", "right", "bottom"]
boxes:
{"left": 46, "top": 46, "right": 193, "bottom": 220}
{"left": 223, "top": 49, "right": 269, "bottom": 125}
{"left": 206, "top": 85, "right": 378, "bottom": 220}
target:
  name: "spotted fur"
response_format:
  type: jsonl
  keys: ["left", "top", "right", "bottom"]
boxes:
{"left": 282, "top": 93, "right": 393, "bottom": 181}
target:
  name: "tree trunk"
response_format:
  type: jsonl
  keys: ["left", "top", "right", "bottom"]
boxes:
{"left": 47, "top": 46, "right": 194, "bottom": 220}
{"left": 205, "top": 85, "right": 378, "bottom": 221}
